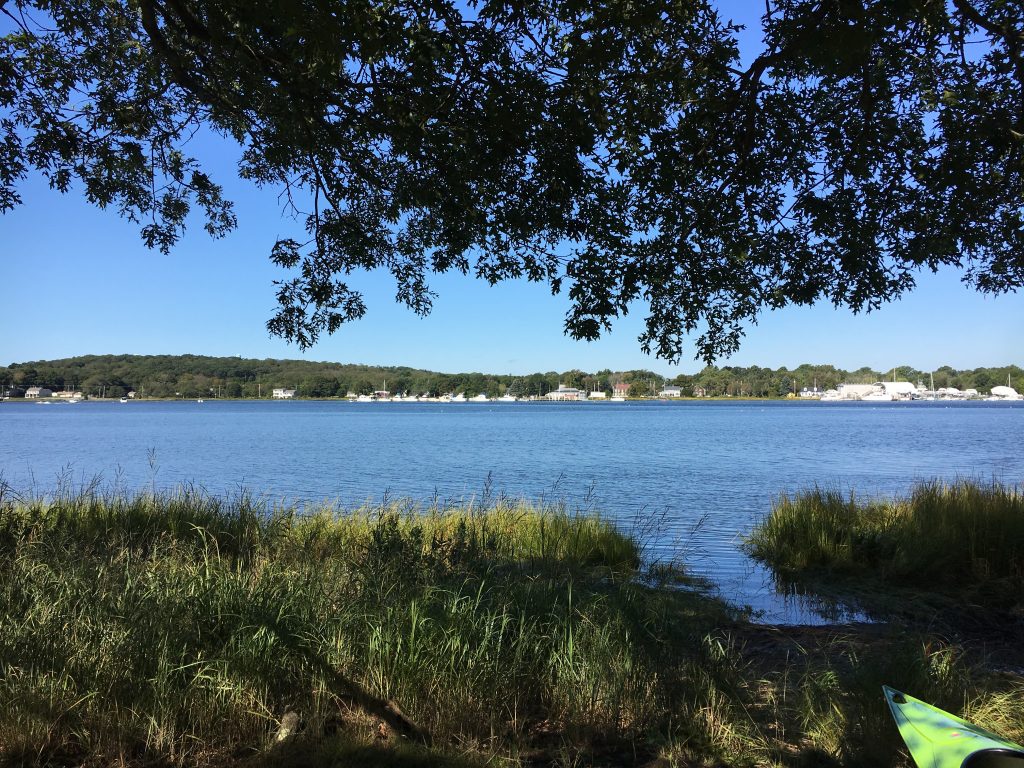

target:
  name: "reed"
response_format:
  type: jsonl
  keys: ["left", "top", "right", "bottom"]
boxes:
{"left": 5, "top": 487, "right": 1021, "bottom": 767}
{"left": 0, "top": 489, "right": 742, "bottom": 766}
{"left": 744, "top": 479, "right": 1024, "bottom": 609}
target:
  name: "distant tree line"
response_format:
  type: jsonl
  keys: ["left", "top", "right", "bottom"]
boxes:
{"left": 0, "top": 356, "right": 1020, "bottom": 400}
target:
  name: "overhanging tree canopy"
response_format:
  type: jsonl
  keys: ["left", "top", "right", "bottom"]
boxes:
{"left": 2, "top": 0, "right": 1022, "bottom": 361}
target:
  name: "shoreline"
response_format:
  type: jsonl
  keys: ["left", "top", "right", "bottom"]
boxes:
{"left": 2, "top": 488, "right": 1021, "bottom": 767}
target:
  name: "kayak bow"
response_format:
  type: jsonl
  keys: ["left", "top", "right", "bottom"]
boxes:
{"left": 884, "top": 686, "right": 1024, "bottom": 768}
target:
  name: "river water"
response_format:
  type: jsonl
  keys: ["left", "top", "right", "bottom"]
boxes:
{"left": 2, "top": 399, "right": 1021, "bottom": 623}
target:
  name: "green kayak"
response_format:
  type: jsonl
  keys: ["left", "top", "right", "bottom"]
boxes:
{"left": 884, "top": 686, "right": 1024, "bottom": 767}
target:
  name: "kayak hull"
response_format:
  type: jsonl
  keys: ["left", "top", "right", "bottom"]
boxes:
{"left": 883, "top": 686, "right": 1024, "bottom": 768}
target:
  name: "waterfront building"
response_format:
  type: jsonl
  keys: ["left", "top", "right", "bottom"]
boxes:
{"left": 547, "top": 384, "right": 588, "bottom": 401}
{"left": 837, "top": 383, "right": 876, "bottom": 400}
{"left": 24, "top": 387, "right": 53, "bottom": 399}
{"left": 880, "top": 381, "right": 917, "bottom": 399}
{"left": 272, "top": 388, "right": 296, "bottom": 399}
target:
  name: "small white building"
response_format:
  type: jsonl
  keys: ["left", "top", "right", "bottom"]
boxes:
{"left": 547, "top": 384, "right": 588, "bottom": 401}
{"left": 880, "top": 381, "right": 917, "bottom": 399}
{"left": 588, "top": 390, "right": 607, "bottom": 399}
{"left": 799, "top": 387, "right": 823, "bottom": 399}
{"left": 837, "top": 383, "right": 877, "bottom": 400}
{"left": 25, "top": 387, "right": 53, "bottom": 399}
{"left": 659, "top": 385, "right": 683, "bottom": 398}
{"left": 272, "top": 388, "right": 296, "bottom": 399}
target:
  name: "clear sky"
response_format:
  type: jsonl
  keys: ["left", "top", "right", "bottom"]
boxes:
{"left": 2, "top": 4, "right": 1021, "bottom": 375}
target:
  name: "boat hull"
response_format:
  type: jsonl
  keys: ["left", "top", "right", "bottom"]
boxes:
{"left": 884, "top": 686, "right": 1024, "bottom": 768}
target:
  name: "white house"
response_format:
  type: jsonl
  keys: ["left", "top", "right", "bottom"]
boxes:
{"left": 272, "top": 388, "right": 296, "bottom": 399}
{"left": 612, "top": 382, "right": 631, "bottom": 398}
{"left": 659, "top": 385, "right": 682, "bottom": 397}
{"left": 547, "top": 384, "right": 588, "bottom": 401}
{"left": 588, "top": 390, "right": 607, "bottom": 399}
{"left": 24, "top": 386, "right": 53, "bottom": 399}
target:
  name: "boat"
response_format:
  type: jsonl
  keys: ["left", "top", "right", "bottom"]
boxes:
{"left": 355, "top": 394, "right": 374, "bottom": 402}
{"left": 989, "top": 374, "right": 1023, "bottom": 401}
{"left": 197, "top": 398, "right": 204, "bottom": 403}
{"left": 860, "top": 391, "right": 894, "bottom": 401}
{"left": 884, "top": 686, "right": 1024, "bottom": 767}
{"left": 452, "top": 392, "right": 467, "bottom": 403}
{"left": 470, "top": 393, "right": 490, "bottom": 402}
{"left": 119, "top": 397, "right": 128, "bottom": 403}
{"left": 498, "top": 393, "right": 517, "bottom": 402}
{"left": 610, "top": 396, "right": 625, "bottom": 402}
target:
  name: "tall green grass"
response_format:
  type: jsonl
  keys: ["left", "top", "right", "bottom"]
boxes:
{"left": 5, "top": 486, "right": 1022, "bottom": 767}
{"left": 0, "top": 489, "right": 747, "bottom": 766}
{"left": 745, "top": 480, "right": 1024, "bottom": 611}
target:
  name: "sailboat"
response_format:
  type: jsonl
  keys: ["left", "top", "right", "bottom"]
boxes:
{"left": 987, "top": 373, "right": 1023, "bottom": 401}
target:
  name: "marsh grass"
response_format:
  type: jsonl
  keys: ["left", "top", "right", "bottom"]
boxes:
{"left": 744, "top": 479, "right": 1024, "bottom": 614}
{"left": 5, "top": 487, "right": 1023, "bottom": 767}
{"left": 0, "top": 489, "right": 750, "bottom": 766}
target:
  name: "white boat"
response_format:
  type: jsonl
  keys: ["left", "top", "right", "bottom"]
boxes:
{"left": 498, "top": 393, "right": 517, "bottom": 402}
{"left": 860, "top": 391, "right": 894, "bottom": 401}
{"left": 197, "top": 398, "right": 204, "bottom": 403}
{"left": 610, "top": 396, "right": 626, "bottom": 402}
{"left": 990, "top": 383, "right": 1023, "bottom": 401}
{"left": 356, "top": 394, "right": 374, "bottom": 402}
{"left": 119, "top": 397, "right": 128, "bottom": 403}
{"left": 470, "top": 393, "right": 490, "bottom": 402}
{"left": 452, "top": 393, "right": 467, "bottom": 402}
{"left": 860, "top": 391, "right": 892, "bottom": 403}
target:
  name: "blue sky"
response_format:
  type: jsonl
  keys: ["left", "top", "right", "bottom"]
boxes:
{"left": 2, "top": 4, "right": 1021, "bottom": 375}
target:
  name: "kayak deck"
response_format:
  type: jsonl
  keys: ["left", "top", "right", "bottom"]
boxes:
{"left": 884, "top": 686, "right": 1024, "bottom": 768}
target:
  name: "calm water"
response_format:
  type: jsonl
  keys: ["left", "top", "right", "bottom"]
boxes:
{"left": 2, "top": 399, "right": 1022, "bottom": 622}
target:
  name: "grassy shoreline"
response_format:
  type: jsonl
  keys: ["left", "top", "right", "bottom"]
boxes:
{"left": 745, "top": 479, "right": 1024, "bottom": 622}
{"left": 2, "top": 488, "right": 1023, "bottom": 766}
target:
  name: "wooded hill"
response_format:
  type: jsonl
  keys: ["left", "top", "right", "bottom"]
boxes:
{"left": 1, "top": 356, "right": 1020, "bottom": 400}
